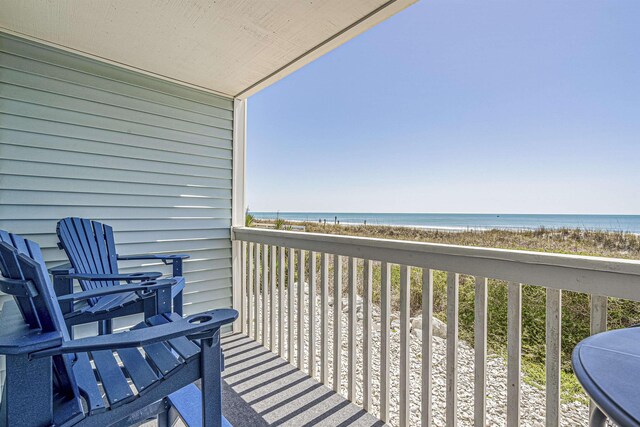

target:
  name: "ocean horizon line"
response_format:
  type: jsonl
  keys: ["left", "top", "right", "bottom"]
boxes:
{"left": 252, "top": 211, "right": 639, "bottom": 216}
{"left": 250, "top": 212, "right": 640, "bottom": 234}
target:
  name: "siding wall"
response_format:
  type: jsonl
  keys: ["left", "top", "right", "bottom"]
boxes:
{"left": 0, "top": 33, "right": 234, "bottom": 396}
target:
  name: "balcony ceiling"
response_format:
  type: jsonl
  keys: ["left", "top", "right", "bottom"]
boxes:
{"left": 0, "top": 0, "right": 415, "bottom": 98}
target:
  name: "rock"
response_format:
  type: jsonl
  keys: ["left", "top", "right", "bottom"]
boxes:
{"left": 410, "top": 316, "right": 422, "bottom": 330}
{"left": 432, "top": 316, "right": 447, "bottom": 339}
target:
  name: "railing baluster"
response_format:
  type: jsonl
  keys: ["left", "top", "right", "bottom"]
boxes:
{"left": 507, "top": 282, "right": 522, "bottom": 427}
{"left": 446, "top": 272, "right": 459, "bottom": 427}
{"left": 309, "top": 251, "right": 317, "bottom": 378}
{"left": 262, "top": 244, "right": 268, "bottom": 346}
{"left": 288, "top": 248, "right": 295, "bottom": 363}
{"left": 400, "top": 265, "right": 411, "bottom": 427}
{"left": 380, "top": 262, "right": 391, "bottom": 423}
{"left": 321, "top": 253, "right": 329, "bottom": 385}
{"left": 241, "top": 241, "right": 247, "bottom": 335}
{"left": 248, "top": 242, "right": 253, "bottom": 337}
{"left": 298, "top": 249, "right": 305, "bottom": 371}
{"left": 270, "top": 245, "right": 276, "bottom": 352}
{"left": 546, "top": 288, "right": 562, "bottom": 427}
{"left": 589, "top": 295, "right": 608, "bottom": 418}
{"left": 474, "top": 277, "right": 487, "bottom": 427}
{"left": 348, "top": 257, "right": 357, "bottom": 401}
{"left": 590, "top": 294, "right": 607, "bottom": 333}
{"left": 279, "top": 247, "right": 285, "bottom": 357}
{"left": 422, "top": 269, "right": 433, "bottom": 427}
{"left": 363, "top": 259, "right": 372, "bottom": 412}
{"left": 254, "top": 243, "right": 260, "bottom": 341}
{"left": 333, "top": 255, "right": 343, "bottom": 393}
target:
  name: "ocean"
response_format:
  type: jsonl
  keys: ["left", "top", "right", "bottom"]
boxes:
{"left": 251, "top": 212, "right": 640, "bottom": 233}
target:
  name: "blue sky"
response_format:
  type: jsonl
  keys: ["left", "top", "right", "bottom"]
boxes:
{"left": 246, "top": 0, "right": 640, "bottom": 214}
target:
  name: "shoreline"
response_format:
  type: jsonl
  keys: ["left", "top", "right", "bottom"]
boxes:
{"left": 259, "top": 219, "right": 640, "bottom": 235}
{"left": 252, "top": 216, "right": 640, "bottom": 235}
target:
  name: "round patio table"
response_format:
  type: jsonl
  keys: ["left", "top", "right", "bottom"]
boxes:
{"left": 573, "top": 327, "right": 640, "bottom": 427}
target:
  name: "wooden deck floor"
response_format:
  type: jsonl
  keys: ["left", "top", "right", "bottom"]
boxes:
{"left": 221, "top": 333, "right": 385, "bottom": 427}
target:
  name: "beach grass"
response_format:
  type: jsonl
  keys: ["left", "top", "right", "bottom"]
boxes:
{"left": 254, "top": 220, "right": 640, "bottom": 402}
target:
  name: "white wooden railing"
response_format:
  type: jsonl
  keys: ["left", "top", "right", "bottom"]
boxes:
{"left": 232, "top": 226, "right": 640, "bottom": 427}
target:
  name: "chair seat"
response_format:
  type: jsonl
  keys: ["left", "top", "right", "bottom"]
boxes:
{"left": 65, "top": 277, "right": 186, "bottom": 319}
{"left": 573, "top": 327, "right": 640, "bottom": 427}
{"left": 73, "top": 312, "right": 201, "bottom": 414}
{"left": 65, "top": 293, "right": 141, "bottom": 319}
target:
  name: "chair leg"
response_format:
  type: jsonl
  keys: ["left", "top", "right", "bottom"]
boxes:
{"left": 174, "top": 290, "right": 183, "bottom": 317}
{"left": 173, "top": 259, "right": 184, "bottom": 316}
{"left": 157, "top": 410, "right": 170, "bottom": 427}
{"left": 201, "top": 329, "right": 223, "bottom": 427}
{"left": 54, "top": 275, "right": 74, "bottom": 317}
{"left": 98, "top": 319, "right": 113, "bottom": 335}
{"left": 3, "top": 354, "right": 53, "bottom": 426}
{"left": 590, "top": 407, "right": 607, "bottom": 427}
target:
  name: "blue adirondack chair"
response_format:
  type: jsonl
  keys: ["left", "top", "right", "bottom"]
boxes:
{"left": 0, "top": 230, "right": 237, "bottom": 427}
{"left": 53, "top": 217, "right": 188, "bottom": 335}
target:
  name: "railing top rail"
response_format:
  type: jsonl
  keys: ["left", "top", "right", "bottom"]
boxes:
{"left": 233, "top": 227, "right": 640, "bottom": 300}
{"left": 233, "top": 227, "right": 640, "bottom": 274}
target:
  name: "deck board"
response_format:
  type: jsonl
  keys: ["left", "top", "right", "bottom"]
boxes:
{"left": 221, "top": 333, "right": 385, "bottom": 427}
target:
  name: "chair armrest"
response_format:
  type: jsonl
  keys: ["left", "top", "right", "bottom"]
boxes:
{"left": 0, "top": 277, "right": 38, "bottom": 298}
{"left": 32, "top": 309, "right": 238, "bottom": 358}
{"left": 52, "top": 271, "right": 163, "bottom": 282}
{"left": 117, "top": 253, "right": 190, "bottom": 265}
{"left": 56, "top": 279, "right": 176, "bottom": 303}
{"left": 49, "top": 262, "right": 74, "bottom": 275}
{"left": 0, "top": 329, "right": 63, "bottom": 356}
{"left": 0, "top": 301, "right": 63, "bottom": 355}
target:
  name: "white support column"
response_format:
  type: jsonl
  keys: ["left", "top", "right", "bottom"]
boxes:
{"left": 231, "top": 98, "right": 247, "bottom": 332}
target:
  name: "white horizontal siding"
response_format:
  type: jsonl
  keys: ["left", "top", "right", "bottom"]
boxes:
{"left": 0, "top": 32, "right": 234, "bottom": 397}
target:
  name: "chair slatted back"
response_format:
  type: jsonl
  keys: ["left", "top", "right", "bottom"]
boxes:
{"left": 0, "top": 231, "right": 79, "bottom": 399}
{"left": 0, "top": 230, "right": 41, "bottom": 327}
{"left": 57, "top": 217, "right": 120, "bottom": 305}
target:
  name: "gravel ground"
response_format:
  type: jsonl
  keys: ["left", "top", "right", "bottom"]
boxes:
{"left": 248, "top": 286, "right": 590, "bottom": 427}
